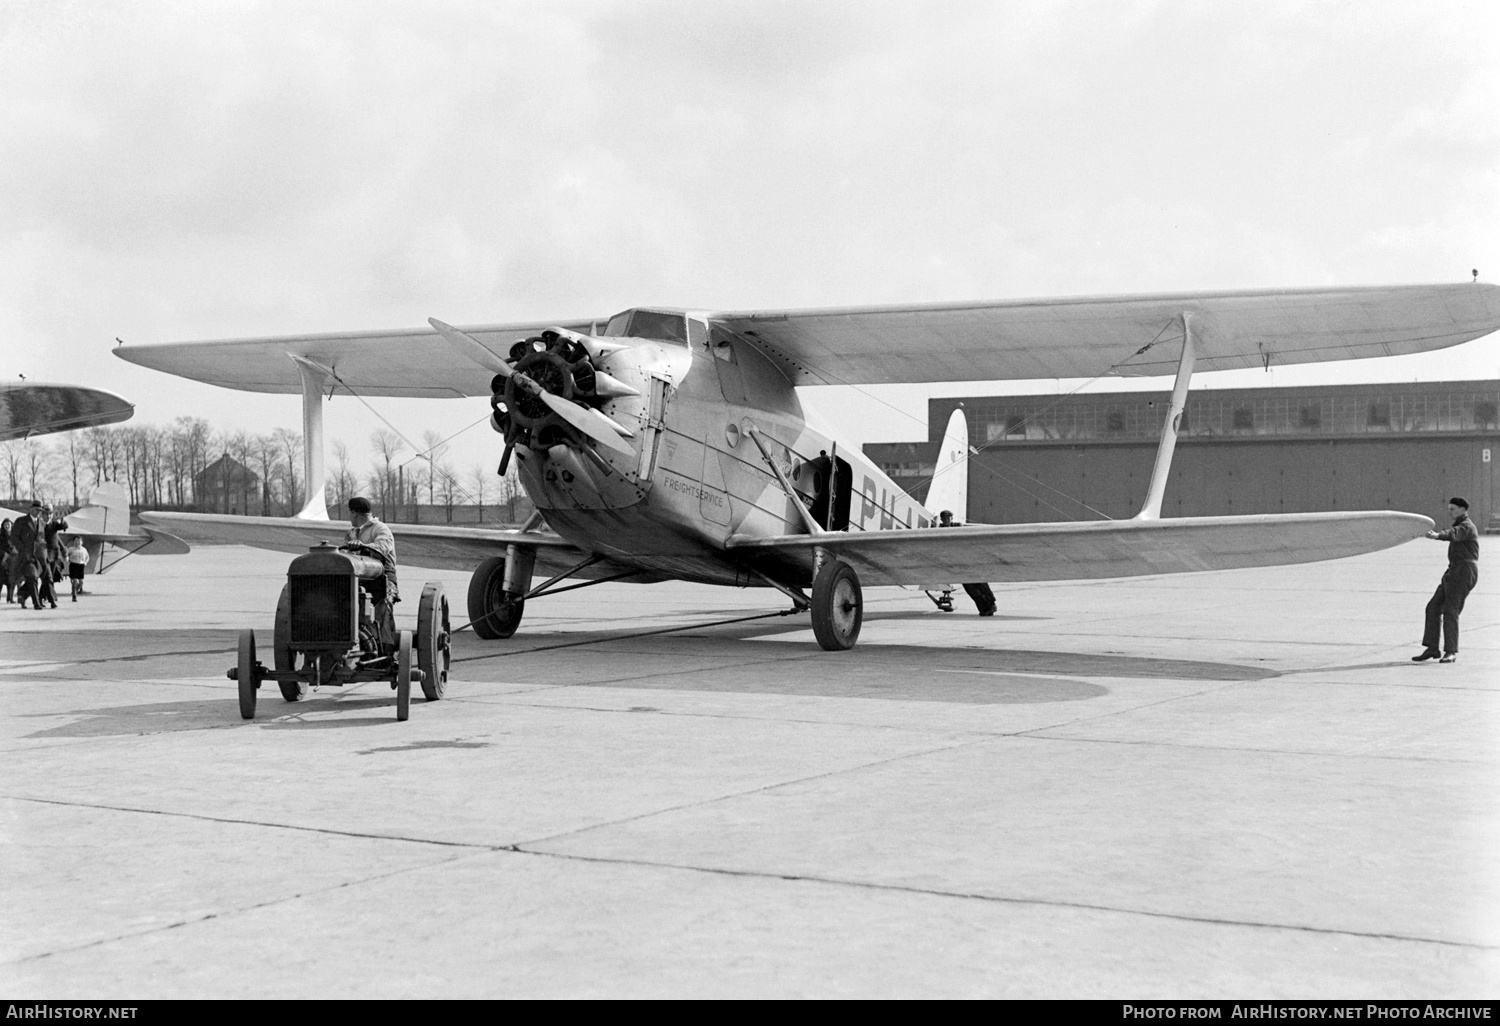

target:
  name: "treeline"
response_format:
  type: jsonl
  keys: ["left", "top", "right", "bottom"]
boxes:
{"left": 1, "top": 419, "right": 526, "bottom": 522}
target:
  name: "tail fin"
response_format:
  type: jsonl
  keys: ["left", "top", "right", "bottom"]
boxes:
{"left": 65, "top": 482, "right": 131, "bottom": 536}
{"left": 922, "top": 408, "right": 970, "bottom": 523}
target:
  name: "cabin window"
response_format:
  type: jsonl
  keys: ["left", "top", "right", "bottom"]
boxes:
{"left": 1367, "top": 402, "right": 1390, "bottom": 428}
{"left": 598, "top": 309, "right": 689, "bottom": 344}
{"left": 687, "top": 318, "right": 708, "bottom": 348}
{"left": 1232, "top": 407, "right": 1254, "bottom": 430}
{"left": 628, "top": 310, "right": 688, "bottom": 344}
{"left": 1299, "top": 405, "right": 1321, "bottom": 428}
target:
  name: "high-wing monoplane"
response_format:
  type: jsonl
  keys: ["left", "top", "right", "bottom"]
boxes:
{"left": 116, "top": 283, "right": 1500, "bottom": 650}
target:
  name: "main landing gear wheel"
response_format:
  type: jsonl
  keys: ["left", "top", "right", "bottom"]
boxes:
{"left": 273, "top": 584, "right": 306, "bottom": 702}
{"left": 417, "top": 582, "right": 451, "bottom": 701}
{"left": 468, "top": 555, "right": 524, "bottom": 640}
{"left": 811, "top": 559, "right": 863, "bottom": 652}
{"left": 395, "top": 630, "right": 412, "bottom": 722}
{"left": 237, "top": 630, "right": 259, "bottom": 720}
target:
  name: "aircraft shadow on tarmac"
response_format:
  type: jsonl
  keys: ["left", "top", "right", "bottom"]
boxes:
{"left": 443, "top": 612, "right": 1277, "bottom": 705}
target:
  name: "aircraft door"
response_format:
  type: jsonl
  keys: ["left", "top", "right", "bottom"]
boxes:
{"left": 805, "top": 454, "right": 853, "bottom": 531}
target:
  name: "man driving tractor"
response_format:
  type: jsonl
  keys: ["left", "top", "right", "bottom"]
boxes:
{"left": 340, "top": 496, "right": 398, "bottom": 651}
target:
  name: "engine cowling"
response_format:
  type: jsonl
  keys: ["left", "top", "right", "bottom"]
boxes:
{"left": 492, "top": 331, "right": 609, "bottom": 451}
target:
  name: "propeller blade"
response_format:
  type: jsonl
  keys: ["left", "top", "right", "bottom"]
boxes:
{"left": 590, "top": 371, "right": 640, "bottom": 399}
{"left": 538, "top": 392, "right": 636, "bottom": 456}
{"left": 429, "top": 318, "right": 511, "bottom": 376}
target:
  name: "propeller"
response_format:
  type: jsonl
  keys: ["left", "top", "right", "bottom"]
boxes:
{"left": 431, "top": 316, "right": 635, "bottom": 457}
{"left": 536, "top": 392, "right": 636, "bottom": 455}
{"left": 429, "top": 318, "right": 511, "bottom": 376}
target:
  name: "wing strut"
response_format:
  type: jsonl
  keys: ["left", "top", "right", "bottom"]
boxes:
{"left": 1135, "top": 313, "right": 1196, "bottom": 521}
{"left": 290, "top": 356, "right": 332, "bottom": 520}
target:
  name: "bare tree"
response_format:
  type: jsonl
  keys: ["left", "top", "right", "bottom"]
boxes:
{"left": 60, "top": 432, "right": 85, "bottom": 506}
{"left": 470, "top": 464, "right": 489, "bottom": 523}
{"left": 369, "top": 430, "right": 403, "bottom": 519}
{"left": 420, "top": 430, "right": 447, "bottom": 506}
{"left": 273, "top": 428, "right": 302, "bottom": 513}
{"left": 437, "top": 456, "right": 458, "bottom": 523}
{"left": 23, "top": 439, "right": 52, "bottom": 502}
{"left": 331, "top": 440, "right": 355, "bottom": 512}
{"left": 252, "top": 434, "right": 278, "bottom": 515}
{"left": 1, "top": 442, "right": 22, "bottom": 500}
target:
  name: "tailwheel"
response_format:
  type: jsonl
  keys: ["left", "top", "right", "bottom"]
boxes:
{"left": 237, "top": 630, "right": 259, "bottom": 720}
{"left": 811, "top": 559, "right": 863, "bottom": 651}
{"left": 417, "top": 582, "right": 451, "bottom": 701}
{"left": 468, "top": 555, "right": 525, "bottom": 640}
{"left": 395, "top": 630, "right": 412, "bottom": 722}
{"left": 273, "top": 584, "right": 306, "bottom": 702}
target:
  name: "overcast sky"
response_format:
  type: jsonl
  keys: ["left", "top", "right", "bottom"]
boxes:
{"left": 2, "top": 0, "right": 1497, "bottom": 479}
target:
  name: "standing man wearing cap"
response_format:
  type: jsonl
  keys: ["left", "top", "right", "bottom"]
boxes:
{"left": 340, "top": 496, "right": 399, "bottom": 651}
{"left": 1412, "top": 497, "right": 1479, "bottom": 664}
{"left": 10, "top": 502, "right": 52, "bottom": 610}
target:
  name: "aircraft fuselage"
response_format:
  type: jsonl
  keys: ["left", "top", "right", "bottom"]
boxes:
{"left": 507, "top": 311, "right": 933, "bottom": 588}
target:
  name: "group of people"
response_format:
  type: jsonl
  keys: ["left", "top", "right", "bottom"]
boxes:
{"left": 1, "top": 501, "right": 89, "bottom": 610}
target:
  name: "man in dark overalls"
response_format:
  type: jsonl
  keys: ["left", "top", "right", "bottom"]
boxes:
{"left": 938, "top": 509, "right": 997, "bottom": 616}
{"left": 1412, "top": 497, "right": 1479, "bottom": 664}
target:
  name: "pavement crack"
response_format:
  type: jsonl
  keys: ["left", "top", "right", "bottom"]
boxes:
{"left": 2, "top": 794, "right": 494, "bottom": 850}
{"left": 502, "top": 846, "right": 1500, "bottom": 953}
{"left": 4, "top": 848, "right": 486, "bottom": 967}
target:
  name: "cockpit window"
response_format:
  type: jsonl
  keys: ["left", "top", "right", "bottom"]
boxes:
{"left": 602, "top": 311, "right": 633, "bottom": 337}
{"left": 599, "top": 309, "right": 688, "bottom": 344}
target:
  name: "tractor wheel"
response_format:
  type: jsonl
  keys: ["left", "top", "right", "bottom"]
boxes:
{"left": 237, "top": 630, "right": 258, "bottom": 720}
{"left": 811, "top": 560, "right": 863, "bottom": 652}
{"left": 417, "top": 582, "right": 451, "bottom": 701}
{"left": 395, "top": 631, "right": 412, "bottom": 722}
{"left": 273, "top": 584, "right": 306, "bottom": 702}
{"left": 467, "top": 556, "right": 525, "bottom": 640}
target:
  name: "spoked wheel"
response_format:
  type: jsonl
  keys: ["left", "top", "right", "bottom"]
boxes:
{"left": 417, "top": 582, "right": 451, "bottom": 701}
{"left": 237, "top": 630, "right": 259, "bottom": 720}
{"left": 395, "top": 630, "right": 412, "bottom": 722}
{"left": 811, "top": 559, "right": 863, "bottom": 652}
{"left": 468, "top": 555, "right": 525, "bottom": 640}
{"left": 273, "top": 584, "right": 306, "bottom": 702}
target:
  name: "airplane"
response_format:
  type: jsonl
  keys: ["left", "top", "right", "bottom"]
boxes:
{"left": 1, "top": 482, "right": 191, "bottom": 574}
{"left": 0, "top": 383, "right": 187, "bottom": 568}
{"left": 114, "top": 282, "right": 1500, "bottom": 651}
{"left": 0, "top": 382, "right": 134, "bottom": 441}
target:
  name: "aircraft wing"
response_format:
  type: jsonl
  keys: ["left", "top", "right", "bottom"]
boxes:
{"left": 114, "top": 319, "right": 600, "bottom": 397}
{"left": 711, "top": 283, "right": 1500, "bottom": 384}
{"left": 725, "top": 511, "right": 1432, "bottom": 587}
{"left": 111, "top": 284, "right": 1500, "bottom": 396}
{"left": 0, "top": 383, "right": 134, "bottom": 440}
{"left": 138, "top": 512, "right": 649, "bottom": 580}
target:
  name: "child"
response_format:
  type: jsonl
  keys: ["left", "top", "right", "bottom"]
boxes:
{"left": 66, "top": 536, "right": 88, "bottom": 601}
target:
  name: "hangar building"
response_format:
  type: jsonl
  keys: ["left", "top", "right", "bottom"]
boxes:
{"left": 864, "top": 379, "right": 1498, "bottom": 530}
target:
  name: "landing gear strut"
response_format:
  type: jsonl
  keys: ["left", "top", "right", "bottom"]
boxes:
{"left": 811, "top": 559, "right": 862, "bottom": 651}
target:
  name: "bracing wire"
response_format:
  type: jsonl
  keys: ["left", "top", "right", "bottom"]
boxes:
{"left": 315, "top": 365, "right": 502, "bottom": 509}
